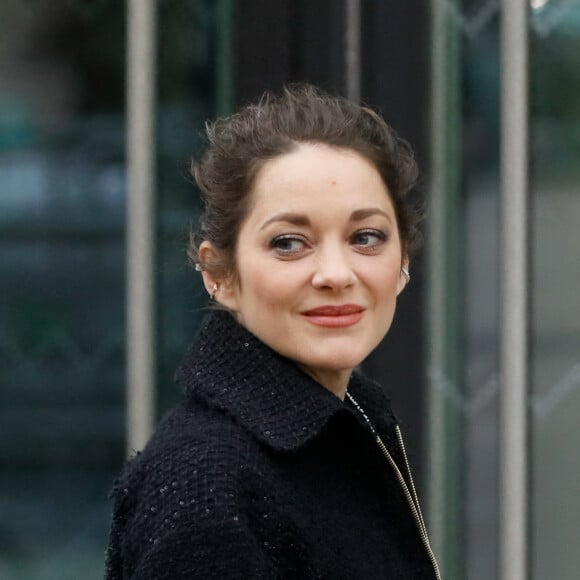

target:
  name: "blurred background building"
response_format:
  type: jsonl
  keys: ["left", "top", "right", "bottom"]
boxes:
{"left": 0, "top": 1, "right": 579, "bottom": 579}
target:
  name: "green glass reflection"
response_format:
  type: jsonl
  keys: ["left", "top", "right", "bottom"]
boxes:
{"left": 0, "top": 2, "right": 126, "bottom": 578}
{"left": 530, "top": 3, "right": 580, "bottom": 579}
{"left": 155, "top": 0, "right": 215, "bottom": 414}
{"left": 0, "top": 1, "right": 216, "bottom": 578}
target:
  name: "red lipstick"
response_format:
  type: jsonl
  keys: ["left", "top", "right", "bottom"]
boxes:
{"left": 301, "top": 304, "right": 365, "bottom": 328}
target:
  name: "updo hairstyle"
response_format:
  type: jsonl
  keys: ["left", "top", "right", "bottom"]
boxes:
{"left": 189, "top": 84, "right": 421, "bottom": 279}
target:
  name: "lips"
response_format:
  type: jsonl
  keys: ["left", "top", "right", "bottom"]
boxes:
{"left": 301, "top": 304, "right": 365, "bottom": 328}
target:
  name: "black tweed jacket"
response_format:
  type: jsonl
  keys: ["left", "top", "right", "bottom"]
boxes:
{"left": 104, "top": 310, "right": 438, "bottom": 579}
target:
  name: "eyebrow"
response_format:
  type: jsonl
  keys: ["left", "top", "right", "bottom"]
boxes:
{"left": 260, "top": 208, "right": 393, "bottom": 230}
{"left": 260, "top": 212, "right": 311, "bottom": 230}
{"left": 350, "top": 208, "right": 393, "bottom": 224}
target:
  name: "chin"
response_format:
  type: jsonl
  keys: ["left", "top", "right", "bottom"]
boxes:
{"left": 301, "top": 351, "right": 367, "bottom": 373}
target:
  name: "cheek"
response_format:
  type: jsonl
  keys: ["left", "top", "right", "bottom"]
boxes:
{"left": 239, "top": 262, "right": 291, "bottom": 310}
{"left": 364, "top": 261, "right": 401, "bottom": 298}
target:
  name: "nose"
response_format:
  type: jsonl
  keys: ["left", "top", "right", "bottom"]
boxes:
{"left": 311, "top": 243, "right": 356, "bottom": 290}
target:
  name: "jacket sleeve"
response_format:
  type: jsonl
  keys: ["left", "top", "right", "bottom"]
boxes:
{"left": 115, "top": 514, "right": 271, "bottom": 579}
{"left": 104, "top": 437, "right": 273, "bottom": 579}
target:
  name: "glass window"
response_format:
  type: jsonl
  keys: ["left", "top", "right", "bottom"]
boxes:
{"left": 0, "top": 3, "right": 126, "bottom": 577}
{"left": 427, "top": 2, "right": 580, "bottom": 579}
{"left": 0, "top": 2, "right": 215, "bottom": 577}
{"left": 530, "top": 3, "right": 580, "bottom": 578}
{"left": 155, "top": 0, "right": 215, "bottom": 412}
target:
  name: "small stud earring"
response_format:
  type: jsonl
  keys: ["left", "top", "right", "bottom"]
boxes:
{"left": 210, "top": 283, "right": 218, "bottom": 301}
{"left": 401, "top": 267, "right": 410, "bottom": 283}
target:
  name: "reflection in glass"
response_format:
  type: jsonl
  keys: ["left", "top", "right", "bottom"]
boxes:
{"left": 0, "top": 2, "right": 214, "bottom": 578}
{"left": 530, "top": 3, "right": 580, "bottom": 578}
{"left": 0, "top": 3, "right": 126, "bottom": 578}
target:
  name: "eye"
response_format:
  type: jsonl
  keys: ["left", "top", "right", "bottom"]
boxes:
{"left": 270, "top": 234, "right": 309, "bottom": 256}
{"left": 351, "top": 229, "right": 387, "bottom": 250}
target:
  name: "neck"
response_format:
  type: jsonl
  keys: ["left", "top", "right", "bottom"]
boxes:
{"left": 299, "top": 366, "right": 352, "bottom": 400}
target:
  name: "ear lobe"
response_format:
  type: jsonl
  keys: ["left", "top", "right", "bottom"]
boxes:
{"left": 198, "top": 241, "right": 220, "bottom": 296}
{"left": 197, "top": 241, "right": 240, "bottom": 311}
{"left": 213, "top": 276, "right": 241, "bottom": 312}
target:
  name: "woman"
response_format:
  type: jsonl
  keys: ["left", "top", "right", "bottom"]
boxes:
{"left": 105, "top": 85, "right": 440, "bottom": 579}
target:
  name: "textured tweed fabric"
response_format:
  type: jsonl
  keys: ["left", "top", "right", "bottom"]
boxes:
{"left": 104, "top": 310, "right": 437, "bottom": 579}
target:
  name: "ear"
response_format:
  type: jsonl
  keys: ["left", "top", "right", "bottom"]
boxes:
{"left": 198, "top": 241, "right": 241, "bottom": 311}
{"left": 396, "top": 255, "right": 410, "bottom": 296}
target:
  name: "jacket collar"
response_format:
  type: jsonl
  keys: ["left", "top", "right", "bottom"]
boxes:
{"left": 175, "top": 310, "right": 397, "bottom": 452}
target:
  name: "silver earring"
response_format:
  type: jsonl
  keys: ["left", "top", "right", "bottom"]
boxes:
{"left": 210, "top": 283, "right": 218, "bottom": 301}
{"left": 195, "top": 263, "right": 203, "bottom": 272}
{"left": 401, "top": 267, "right": 410, "bottom": 283}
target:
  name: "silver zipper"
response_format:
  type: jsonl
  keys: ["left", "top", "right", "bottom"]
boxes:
{"left": 392, "top": 426, "right": 441, "bottom": 580}
{"left": 394, "top": 425, "right": 427, "bottom": 536}
{"left": 346, "top": 393, "right": 442, "bottom": 580}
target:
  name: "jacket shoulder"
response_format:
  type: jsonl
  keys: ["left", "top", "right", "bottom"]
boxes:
{"left": 116, "top": 397, "right": 259, "bottom": 502}
{"left": 105, "top": 400, "right": 268, "bottom": 579}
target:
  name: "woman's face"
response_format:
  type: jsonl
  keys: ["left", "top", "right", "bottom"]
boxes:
{"left": 206, "top": 143, "right": 408, "bottom": 396}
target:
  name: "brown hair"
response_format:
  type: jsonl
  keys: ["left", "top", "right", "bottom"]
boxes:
{"left": 189, "top": 84, "right": 421, "bottom": 278}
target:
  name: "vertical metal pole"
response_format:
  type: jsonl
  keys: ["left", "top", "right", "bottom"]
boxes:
{"left": 345, "top": 0, "right": 361, "bottom": 101}
{"left": 427, "top": 1, "right": 462, "bottom": 577}
{"left": 500, "top": 1, "right": 529, "bottom": 579}
{"left": 428, "top": 0, "right": 449, "bottom": 556}
{"left": 126, "top": 0, "right": 157, "bottom": 454}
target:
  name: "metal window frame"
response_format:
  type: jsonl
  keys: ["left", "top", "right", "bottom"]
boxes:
{"left": 126, "top": 0, "right": 157, "bottom": 455}
{"left": 426, "top": 1, "right": 463, "bottom": 578}
{"left": 499, "top": 2, "right": 529, "bottom": 579}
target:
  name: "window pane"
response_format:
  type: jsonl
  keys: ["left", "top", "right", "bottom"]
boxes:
{"left": 155, "top": 0, "right": 215, "bottom": 414}
{"left": 529, "top": 3, "right": 580, "bottom": 579}
{"left": 461, "top": 6, "right": 501, "bottom": 578}
{"left": 0, "top": 2, "right": 126, "bottom": 578}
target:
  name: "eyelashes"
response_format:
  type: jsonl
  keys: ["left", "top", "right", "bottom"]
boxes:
{"left": 269, "top": 229, "right": 389, "bottom": 258}
{"left": 269, "top": 234, "right": 308, "bottom": 255}
{"left": 351, "top": 229, "right": 387, "bottom": 249}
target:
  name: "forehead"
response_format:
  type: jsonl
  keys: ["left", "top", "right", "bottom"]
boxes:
{"left": 248, "top": 143, "right": 394, "bottom": 218}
